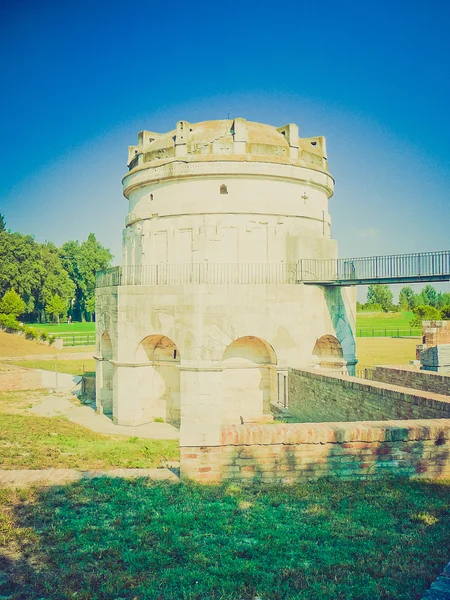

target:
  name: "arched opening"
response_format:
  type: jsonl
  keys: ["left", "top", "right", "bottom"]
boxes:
{"left": 100, "top": 332, "right": 113, "bottom": 416}
{"left": 222, "top": 336, "right": 277, "bottom": 423}
{"left": 135, "top": 334, "right": 181, "bottom": 425}
{"left": 220, "top": 184, "right": 228, "bottom": 195}
{"left": 312, "top": 335, "right": 344, "bottom": 369}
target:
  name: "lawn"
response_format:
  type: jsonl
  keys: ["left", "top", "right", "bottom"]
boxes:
{"left": 4, "top": 358, "right": 96, "bottom": 376}
{"left": 356, "top": 337, "right": 418, "bottom": 370}
{"left": 27, "top": 322, "right": 96, "bottom": 333}
{"left": 1, "top": 477, "right": 449, "bottom": 599}
{"left": 356, "top": 311, "right": 414, "bottom": 329}
{"left": 0, "top": 391, "right": 178, "bottom": 470}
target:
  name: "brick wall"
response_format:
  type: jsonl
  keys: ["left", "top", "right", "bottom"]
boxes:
{"left": 180, "top": 420, "right": 450, "bottom": 483}
{"left": 288, "top": 368, "right": 450, "bottom": 422}
{"left": 423, "top": 321, "right": 450, "bottom": 346}
{"left": 371, "top": 366, "right": 450, "bottom": 396}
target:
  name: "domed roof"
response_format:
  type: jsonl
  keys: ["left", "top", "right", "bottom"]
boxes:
{"left": 128, "top": 118, "right": 328, "bottom": 173}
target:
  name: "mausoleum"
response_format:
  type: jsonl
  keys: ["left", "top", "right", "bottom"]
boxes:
{"left": 95, "top": 118, "right": 357, "bottom": 445}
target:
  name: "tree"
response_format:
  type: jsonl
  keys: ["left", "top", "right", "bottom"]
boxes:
{"left": 437, "top": 292, "right": 450, "bottom": 310}
{"left": 61, "top": 234, "right": 112, "bottom": 321}
{"left": 45, "top": 294, "right": 67, "bottom": 324}
{"left": 86, "top": 296, "right": 96, "bottom": 320}
{"left": 410, "top": 305, "right": 441, "bottom": 327}
{"left": 366, "top": 284, "right": 394, "bottom": 312}
{"left": 420, "top": 284, "right": 439, "bottom": 307}
{"left": 441, "top": 305, "right": 450, "bottom": 319}
{"left": 0, "top": 290, "right": 26, "bottom": 317}
{"left": 0, "top": 214, "right": 5, "bottom": 232}
{"left": 398, "top": 286, "right": 416, "bottom": 311}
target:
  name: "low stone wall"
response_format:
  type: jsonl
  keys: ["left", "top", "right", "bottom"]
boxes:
{"left": 371, "top": 366, "right": 450, "bottom": 397}
{"left": 81, "top": 374, "right": 96, "bottom": 400}
{"left": 180, "top": 420, "right": 450, "bottom": 483}
{"left": 288, "top": 368, "right": 450, "bottom": 422}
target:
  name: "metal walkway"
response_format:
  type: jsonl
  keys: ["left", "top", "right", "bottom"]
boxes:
{"left": 96, "top": 251, "right": 450, "bottom": 287}
{"left": 299, "top": 251, "right": 450, "bottom": 286}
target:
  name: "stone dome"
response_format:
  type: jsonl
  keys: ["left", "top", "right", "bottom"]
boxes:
{"left": 127, "top": 118, "right": 328, "bottom": 173}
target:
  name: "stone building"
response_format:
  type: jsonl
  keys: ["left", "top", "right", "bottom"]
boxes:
{"left": 95, "top": 118, "right": 356, "bottom": 445}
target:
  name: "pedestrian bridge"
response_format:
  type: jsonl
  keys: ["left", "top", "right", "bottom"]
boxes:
{"left": 96, "top": 251, "right": 450, "bottom": 287}
{"left": 299, "top": 251, "right": 450, "bottom": 286}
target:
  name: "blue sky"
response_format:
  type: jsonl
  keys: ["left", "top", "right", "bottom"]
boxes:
{"left": 1, "top": 0, "right": 449, "bottom": 298}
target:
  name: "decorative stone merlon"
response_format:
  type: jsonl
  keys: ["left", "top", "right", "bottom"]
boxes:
{"left": 277, "top": 123, "right": 299, "bottom": 159}
{"left": 232, "top": 118, "right": 248, "bottom": 154}
{"left": 175, "top": 120, "right": 190, "bottom": 156}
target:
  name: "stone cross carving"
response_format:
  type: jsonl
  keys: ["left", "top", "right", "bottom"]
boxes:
{"left": 301, "top": 193, "right": 308, "bottom": 203}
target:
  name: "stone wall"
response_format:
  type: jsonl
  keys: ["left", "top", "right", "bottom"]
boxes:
{"left": 371, "top": 366, "right": 450, "bottom": 396}
{"left": 81, "top": 374, "right": 96, "bottom": 400}
{"left": 288, "top": 368, "right": 450, "bottom": 422}
{"left": 180, "top": 420, "right": 450, "bottom": 483}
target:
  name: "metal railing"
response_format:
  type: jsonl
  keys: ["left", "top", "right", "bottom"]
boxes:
{"left": 299, "top": 251, "right": 450, "bottom": 284}
{"left": 96, "top": 264, "right": 299, "bottom": 287}
{"left": 96, "top": 251, "right": 450, "bottom": 288}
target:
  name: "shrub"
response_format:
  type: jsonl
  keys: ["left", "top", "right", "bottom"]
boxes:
{"left": 441, "top": 305, "right": 450, "bottom": 319}
{"left": 24, "top": 327, "right": 39, "bottom": 340}
{"left": 410, "top": 305, "right": 442, "bottom": 328}
{"left": 48, "top": 335, "right": 56, "bottom": 346}
{"left": 0, "top": 290, "right": 26, "bottom": 317}
{"left": 39, "top": 330, "right": 49, "bottom": 342}
{"left": 0, "top": 313, "right": 21, "bottom": 332}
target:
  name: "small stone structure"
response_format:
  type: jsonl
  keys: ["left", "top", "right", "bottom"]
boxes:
{"left": 95, "top": 118, "right": 356, "bottom": 442}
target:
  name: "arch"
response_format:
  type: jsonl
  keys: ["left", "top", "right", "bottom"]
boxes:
{"left": 99, "top": 331, "right": 114, "bottom": 416}
{"left": 312, "top": 334, "right": 344, "bottom": 369}
{"left": 222, "top": 336, "right": 277, "bottom": 423}
{"left": 223, "top": 336, "right": 276, "bottom": 365}
{"left": 101, "top": 331, "right": 113, "bottom": 359}
{"left": 136, "top": 334, "right": 181, "bottom": 362}
{"left": 135, "top": 334, "right": 180, "bottom": 426}
{"left": 313, "top": 335, "right": 343, "bottom": 359}
{"left": 220, "top": 184, "right": 228, "bottom": 195}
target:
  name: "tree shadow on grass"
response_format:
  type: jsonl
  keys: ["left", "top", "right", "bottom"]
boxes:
{"left": 1, "top": 474, "right": 450, "bottom": 600}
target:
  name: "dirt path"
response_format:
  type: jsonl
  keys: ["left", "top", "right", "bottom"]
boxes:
{"left": 0, "top": 468, "right": 179, "bottom": 487}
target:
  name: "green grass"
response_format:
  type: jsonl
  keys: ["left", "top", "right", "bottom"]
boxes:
{"left": 26, "top": 322, "right": 96, "bottom": 333}
{"left": 3, "top": 358, "right": 96, "bottom": 376}
{"left": 1, "top": 477, "right": 449, "bottom": 599}
{"left": 0, "top": 391, "right": 178, "bottom": 470}
{"left": 356, "top": 311, "right": 414, "bottom": 329}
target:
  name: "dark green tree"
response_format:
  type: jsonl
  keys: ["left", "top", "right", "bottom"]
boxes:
{"left": 0, "top": 214, "right": 6, "bottom": 232}
{"left": 61, "top": 234, "right": 112, "bottom": 321}
{"left": 410, "top": 305, "right": 441, "bottom": 327}
{"left": 398, "top": 286, "right": 416, "bottom": 311}
{"left": 366, "top": 284, "right": 394, "bottom": 312}
{"left": 420, "top": 284, "right": 439, "bottom": 307}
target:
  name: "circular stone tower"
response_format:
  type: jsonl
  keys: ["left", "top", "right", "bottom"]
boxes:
{"left": 95, "top": 118, "right": 356, "bottom": 443}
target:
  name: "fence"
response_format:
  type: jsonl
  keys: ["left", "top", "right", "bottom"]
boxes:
{"left": 356, "top": 328, "right": 422, "bottom": 338}
{"left": 57, "top": 333, "right": 96, "bottom": 347}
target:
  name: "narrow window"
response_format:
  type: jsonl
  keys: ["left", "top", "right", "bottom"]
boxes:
{"left": 173, "top": 349, "right": 177, "bottom": 359}
{"left": 220, "top": 184, "right": 228, "bottom": 195}
{"left": 150, "top": 194, "right": 154, "bottom": 201}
